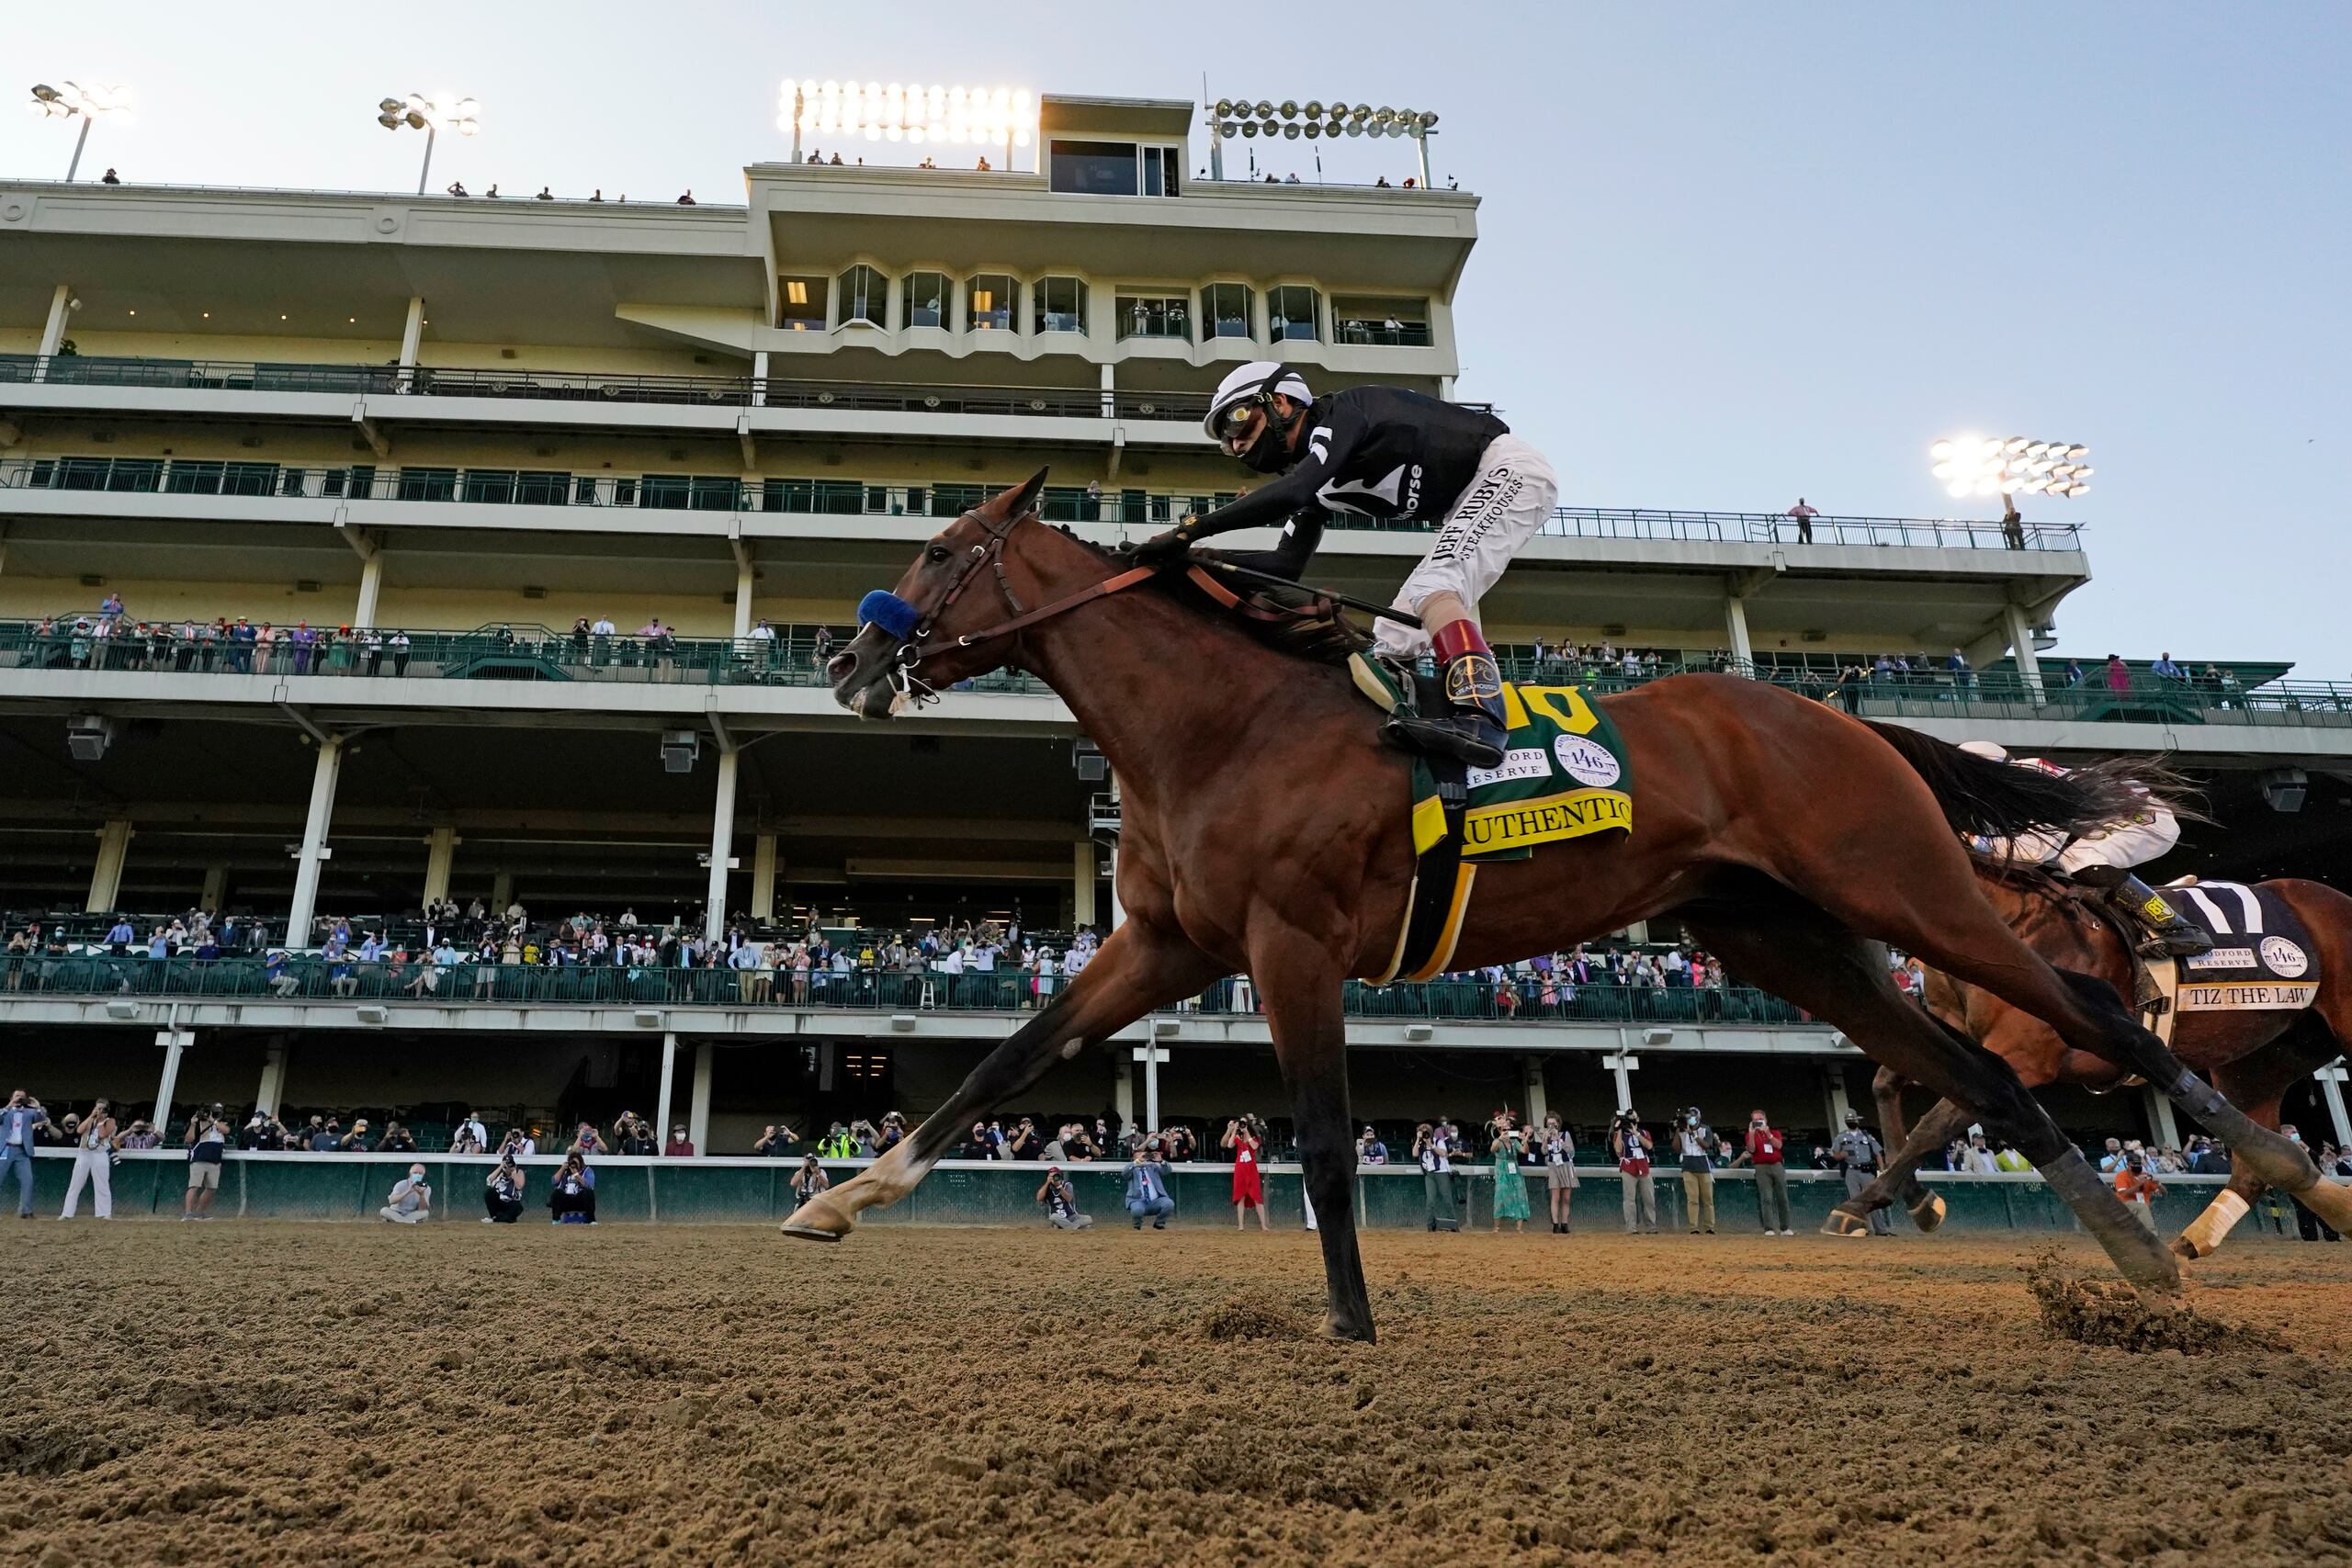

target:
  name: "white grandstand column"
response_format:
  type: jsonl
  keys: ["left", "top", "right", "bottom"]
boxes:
{"left": 732, "top": 560, "right": 754, "bottom": 640}
{"left": 2002, "top": 602, "right": 2047, "bottom": 705}
{"left": 198, "top": 863, "right": 228, "bottom": 912}
{"left": 1071, "top": 842, "right": 1096, "bottom": 930}
{"left": 1722, "top": 589, "right": 1754, "bottom": 677}
{"left": 2316, "top": 1066, "right": 2352, "bottom": 1152}
{"left": 1113, "top": 1053, "right": 1135, "bottom": 1130}
{"left": 705, "top": 744, "right": 739, "bottom": 943}
{"left": 1107, "top": 773, "right": 1125, "bottom": 931}
{"left": 751, "top": 350, "right": 769, "bottom": 408}
{"left": 153, "top": 1030, "right": 190, "bottom": 1140}
{"left": 1603, "top": 1049, "right": 1636, "bottom": 1114}
{"left": 85, "top": 818, "right": 134, "bottom": 912}
{"left": 285, "top": 736, "right": 345, "bottom": 948}
{"left": 34, "top": 285, "right": 71, "bottom": 379}
{"left": 688, "top": 1040, "right": 714, "bottom": 1153}
{"left": 490, "top": 869, "right": 514, "bottom": 914}
{"left": 1099, "top": 361, "right": 1114, "bottom": 418}
{"left": 1135, "top": 1043, "right": 1163, "bottom": 1134}
{"left": 655, "top": 1032, "right": 681, "bottom": 1154}
{"left": 421, "top": 827, "right": 458, "bottom": 907}
{"left": 2143, "top": 1083, "right": 2182, "bottom": 1151}
{"left": 353, "top": 549, "right": 384, "bottom": 629}
{"left": 751, "top": 834, "right": 778, "bottom": 922}
{"left": 1820, "top": 1063, "right": 1853, "bottom": 1132}
{"left": 396, "top": 296, "right": 424, "bottom": 391}
{"left": 256, "top": 1038, "right": 288, "bottom": 1116}
{"left": 1521, "top": 1055, "right": 1548, "bottom": 1126}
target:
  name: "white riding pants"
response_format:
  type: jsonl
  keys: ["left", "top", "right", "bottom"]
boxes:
{"left": 1374, "top": 434, "right": 1560, "bottom": 658}
{"left": 1974, "top": 806, "right": 2180, "bottom": 874}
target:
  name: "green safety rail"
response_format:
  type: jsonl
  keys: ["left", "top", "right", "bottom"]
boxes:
{"left": 0, "top": 955, "right": 1807, "bottom": 1024}
{"left": 25, "top": 1150, "right": 2319, "bottom": 1237}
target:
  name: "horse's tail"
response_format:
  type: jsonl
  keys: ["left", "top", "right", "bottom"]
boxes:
{"left": 1860, "top": 720, "right": 2197, "bottom": 841}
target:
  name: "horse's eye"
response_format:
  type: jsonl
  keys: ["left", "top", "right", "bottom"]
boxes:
{"left": 925, "top": 544, "right": 951, "bottom": 564}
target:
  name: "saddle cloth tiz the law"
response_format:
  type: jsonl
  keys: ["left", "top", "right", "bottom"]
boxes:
{"left": 2166, "top": 879, "right": 2320, "bottom": 1013}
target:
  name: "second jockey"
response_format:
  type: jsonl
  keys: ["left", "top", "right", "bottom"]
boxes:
{"left": 1957, "top": 739, "right": 2211, "bottom": 957}
{"left": 1135, "top": 363, "right": 1559, "bottom": 768}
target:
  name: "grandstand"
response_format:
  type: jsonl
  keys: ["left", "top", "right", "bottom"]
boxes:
{"left": 2, "top": 92, "right": 2347, "bottom": 1161}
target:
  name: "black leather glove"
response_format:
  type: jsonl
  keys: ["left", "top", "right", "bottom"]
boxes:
{"left": 1132, "top": 516, "right": 1201, "bottom": 567}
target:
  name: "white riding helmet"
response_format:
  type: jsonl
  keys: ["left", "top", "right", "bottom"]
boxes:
{"left": 1203, "top": 361, "right": 1313, "bottom": 442}
{"left": 1957, "top": 739, "right": 2009, "bottom": 762}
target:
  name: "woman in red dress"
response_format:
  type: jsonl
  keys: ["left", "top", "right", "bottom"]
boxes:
{"left": 1224, "top": 1115, "right": 1271, "bottom": 1230}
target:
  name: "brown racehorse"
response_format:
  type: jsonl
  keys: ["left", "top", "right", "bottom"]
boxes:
{"left": 779, "top": 475, "right": 2341, "bottom": 1339}
{"left": 1844, "top": 872, "right": 2352, "bottom": 1257}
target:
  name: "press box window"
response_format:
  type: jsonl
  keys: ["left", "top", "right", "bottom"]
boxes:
{"left": 778, "top": 276, "right": 826, "bottom": 332}
{"left": 1267, "top": 286, "right": 1321, "bottom": 343}
{"left": 1032, "top": 276, "right": 1088, "bottom": 335}
{"left": 967, "top": 273, "right": 1018, "bottom": 333}
{"left": 837, "top": 265, "right": 888, "bottom": 329}
{"left": 1201, "top": 283, "right": 1255, "bottom": 340}
{"left": 901, "top": 271, "right": 950, "bottom": 330}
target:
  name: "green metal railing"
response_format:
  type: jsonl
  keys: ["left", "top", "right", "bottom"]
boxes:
{"left": 5, "top": 618, "right": 2341, "bottom": 724}
{"left": 0, "top": 953, "right": 1804, "bottom": 1022}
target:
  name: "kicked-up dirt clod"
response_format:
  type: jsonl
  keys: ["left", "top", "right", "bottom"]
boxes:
{"left": 6, "top": 1225, "right": 2349, "bottom": 1566}
{"left": 2022, "top": 1247, "right": 2291, "bottom": 1355}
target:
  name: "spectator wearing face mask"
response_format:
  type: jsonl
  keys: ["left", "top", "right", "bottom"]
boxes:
{"left": 1609, "top": 1109, "right": 1657, "bottom": 1235}
{"left": 1532, "top": 1113, "right": 1577, "bottom": 1234}
{"left": 548, "top": 1152, "right": 596, "bottom": 1224}
{"left": 482, "top": 1153, "right": 526, "bottom": 1223}
{"left": 1829, "top": 1111, "right": 1892, "bottom": 1235}
{"left": 1955, "top": 1126, "right": 1999, "bottom": 1174}
{"left": 790, "top": 1154, "right": 830, "bottom": 1212}
{"left": 2112, "top": 1150, "right": 2163, "bottom": 1233}
{"left": 1124, "top": 1137, "right": 1175, "bottom": 1229}
{"left": 1672, "top": 1107, "right": 1717, "bottom": 1235}
{"left": 379, "top": 1164, "right": 433, "bottom": 1224}
{"left": 1736, "top": 1109, "right": 1792, "bottom": 1235}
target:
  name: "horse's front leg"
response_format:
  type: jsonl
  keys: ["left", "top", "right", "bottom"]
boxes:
{"left": 1831, "top": 1095, "right": 1969, "bottom": 1235}
{"left": 1254, "top": 932, "right": 1374, "bottom": 1342}
{"left": 780, "top": 918, "right": 1224, "bottom": 1239}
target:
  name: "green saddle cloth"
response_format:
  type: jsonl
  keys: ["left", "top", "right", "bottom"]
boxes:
{"left": 1348, "top": 655, "right": 1635, "bottom": 863}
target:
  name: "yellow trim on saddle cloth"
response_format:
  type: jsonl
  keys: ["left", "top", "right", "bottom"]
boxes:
{"left": 1410, "top": 794, "right": 1449, "bottom": 856}
{"left": 1370, "top": 863, "right": 1480, "bottom": 986}
{"left": 1402, "top": 864, "right": 1478, "bottom": 983}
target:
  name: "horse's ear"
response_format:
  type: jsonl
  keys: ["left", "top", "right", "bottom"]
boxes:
{"left": 997, "top": 467, "right": 1050, "bottom": 519}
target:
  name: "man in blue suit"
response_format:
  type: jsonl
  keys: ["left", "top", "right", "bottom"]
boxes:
{"left": 3, "top": 1090, "right": 52, "bottom": 1218}
{"left": 1124, "top": 1135, "right": 1176, "bottom": 1230}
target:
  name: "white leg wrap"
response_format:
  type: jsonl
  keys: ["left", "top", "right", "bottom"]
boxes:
{"left": 2177, "top": 1189, "right": 2249, "bottom": 1258}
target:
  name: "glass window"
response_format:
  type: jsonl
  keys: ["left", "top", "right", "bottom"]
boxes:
{"left": 1114, "top": 295, "right": 1191, "bottom": 342}
{"left": 1143, "top": 147, "right": 1180, "bottom": 198}
{"left": 1333, "top": 296, "right": 1432, "bottom": 346}
{"left": 836, "top": 265, "right": 888, "bottom": 328}
{"left": 1200, "top": 283, "right": 1255, "bottom": 340}
{"left": 778, "top": 276, "right": 827, "bottom": 332}
{"left": 1267, "top": 286, "right": 1321, "bottom": 343}
{"left": 901, "top": 271, "right": 949, "bottom": 330}
{"left": 966, "top": 273, "right": 1017, "bottom": 333}
{"left": 1048, "top": 140, "right": 1140, "bottom": 196}
{"left": 1032, "top": 276, "right": 1088, "bottom": 335}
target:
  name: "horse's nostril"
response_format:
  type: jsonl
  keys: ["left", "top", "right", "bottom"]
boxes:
{"left": 825, "top": 651, "right": 857, "bottom": 683}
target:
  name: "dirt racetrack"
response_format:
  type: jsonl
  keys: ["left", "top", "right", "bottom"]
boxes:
{"left": 6, "top": 1223, "right": 2351, "bottom": 1566}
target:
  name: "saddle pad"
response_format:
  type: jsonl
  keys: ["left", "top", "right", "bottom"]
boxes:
{"left": 1389, "top": 681, "right": 1633, "bottom": 860}
{"left": 2165, "top": 879, "right": 2320, "bottom": 1011}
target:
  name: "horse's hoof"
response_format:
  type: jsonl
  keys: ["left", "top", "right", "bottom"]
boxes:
{"left": 1323, "top": 1315, "right": 1378, "bottom": 1344}
{"left": 2168, "top": 1235, "right": 2203, "bottom": 1261}
{"left": 1908, "top": 1192, "right": 1947, "bottom": 1233}
{"left": 1820, "top": 1210, "right": 1872, "bottom": 1237}
{"left": 777, "top": 1223, "right": 844, "bottom": 1243}
{"left": 778, "top": 1194, "right": 855, "bottom": 1241}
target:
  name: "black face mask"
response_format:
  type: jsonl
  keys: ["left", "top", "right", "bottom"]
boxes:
{"left": 1236, "top": 410, "right": 1295, "bottom": 474}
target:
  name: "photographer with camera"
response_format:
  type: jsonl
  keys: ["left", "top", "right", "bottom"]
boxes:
{"left": 379, "top": 1162, "right": 433, "bottom": 1224}
{"left": 610, "top": 1112, "right": 657, "bottom": 1156}
{"left": 791, "top": 1153, "right": 830, "bottom": 1210}
{"left": 752, "top": 1123, "right": 798, "bottom": 1158}
{"left": 1670, "top": 1106, "right": 1718, "bottom": 1235}
{"left": 1035, "top": 1165, "right": 1091, "bottom": 1230}
{"left": 183, "top": 1103, "right": 232, "bottom": 1222}
{"left": 482, "top": 1149, "right": 526, "bottom": 1223}
{"left": 547, "top": 1151, "right": 596, "bottom": 1224}
{"left": 1224, "top": 1115, "right": 1272, "bottom": 1231}
{"left": 1735, "top": 1108, "right": 1794, "bottom": 1235}
{"left": 1412, "top": 1121, "right": 1459, "bottom": 1233}
{"left": 1609, "top": 1108, "right": 1657, "bottom": 1235}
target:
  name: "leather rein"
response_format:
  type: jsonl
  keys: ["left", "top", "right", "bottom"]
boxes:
{"left": 884, "top": 506, "right": 1155, "bottom": 705}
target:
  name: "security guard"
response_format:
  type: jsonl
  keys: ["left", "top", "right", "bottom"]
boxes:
{"left": 1828, "top": 1110, "right": 1892, "bottom": 1236}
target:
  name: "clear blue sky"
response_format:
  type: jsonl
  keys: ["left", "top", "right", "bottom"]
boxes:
{"left": 7, "top": 3, "right": 2346, "bottom": 671}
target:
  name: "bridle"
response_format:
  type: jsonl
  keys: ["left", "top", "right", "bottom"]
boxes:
{"left": 876, "top": 505, "right": 1155, "bottom": 706}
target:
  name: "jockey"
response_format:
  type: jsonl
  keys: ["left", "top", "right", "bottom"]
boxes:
{"left": 1955, "top": 740, "right": 2211, "bottom": 957}
{"left": 1135, "top": 363, "right": 1559, "bottom": 768}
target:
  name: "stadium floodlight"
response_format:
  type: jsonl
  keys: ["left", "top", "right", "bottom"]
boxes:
{"left": 1206, "top": 95, "right": 1442, "bottom": 183}
{"left": 1929, "top": 434, "right": 2093, "bottom": 504}
{"left": 778, "top": 79, "right": 1036, "bottom": 168}
{"left": 28, "top": 80, "right": 132, "bottom": 182}
{"left": 377, "top": 92, "right": 480, "bottom": 196}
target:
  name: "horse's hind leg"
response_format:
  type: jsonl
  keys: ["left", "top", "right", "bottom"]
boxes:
{"left": 2178, "top": 1020, "right": 2349, "bottom": 1258}
{"left": 1681, "top": 897, "right": 2182, "bottom": 1295}
{"left": 1834, "top": 1095, "right": 1970, "bottom": 1235}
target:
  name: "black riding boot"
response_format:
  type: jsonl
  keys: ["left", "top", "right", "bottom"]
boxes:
{"left": 2100, "top": 872, "right": 2212, "bottom": 957}
{"left": 1385, "top": 649, "right": 1508, "bottom": 768}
